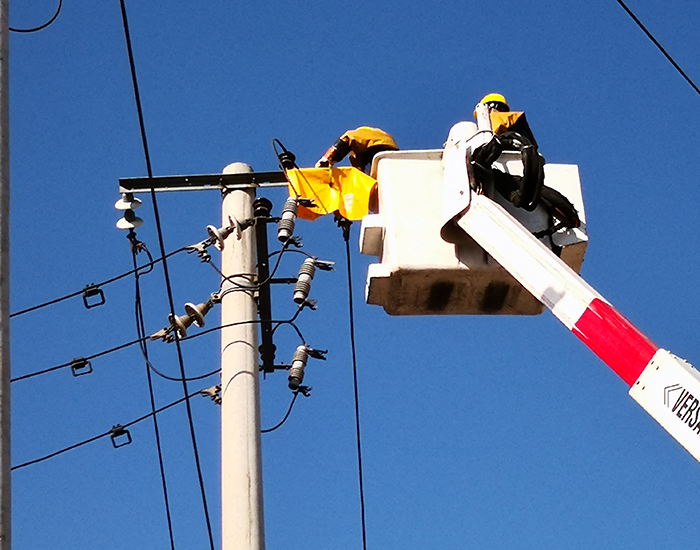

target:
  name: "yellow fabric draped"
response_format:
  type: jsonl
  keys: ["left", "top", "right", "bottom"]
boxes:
{"left": 286, "top": 167, "right": 378, "bottom": 221}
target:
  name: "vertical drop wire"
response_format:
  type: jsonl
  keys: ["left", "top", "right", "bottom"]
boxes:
{"left": 132, "top": 242, "right": 176, "bottom": 550}
{"left": 341, "top": 222, "right": 368, "bottom": 550}
{"left": 117, "top": 2, "right": 215, "bottom": 548}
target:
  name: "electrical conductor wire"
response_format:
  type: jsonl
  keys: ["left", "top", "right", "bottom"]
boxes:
{"left": 11, "top": 335, "right": 150, "bottom": 382}
{"left": 117, "top": 2, "right": 215, "bottom": 548}
{"left": 10, "top": 0, "right": 62, "bottom": 33}
{"left": 10, "top": 245, "right": 188, "bottom": 318}
{"left": 131, "top": 237, "right": 176, "bottom": 550}
{"left": 614, "top": 0, "right": 700, "bottom": 96}
{"left": 340, "top": 221, "right": 368, "bottom": 550}
{"left": 261, "top": 391, "right": 300, "bottom": 433}
{"left": 12, "top": 388, "right": 202, "bottom": 471}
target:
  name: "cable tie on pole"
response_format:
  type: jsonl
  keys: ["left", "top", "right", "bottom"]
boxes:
{"left": 110, "top": 425, "right": 132, "bottom": 448}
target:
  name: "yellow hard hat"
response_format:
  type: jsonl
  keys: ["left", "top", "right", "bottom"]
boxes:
{"left": 473, "top": 93, "right": 510, "bottom": 118}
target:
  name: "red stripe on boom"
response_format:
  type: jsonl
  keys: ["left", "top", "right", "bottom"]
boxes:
{"left": 572, "top": 298, "right": 658, "bottom": 386}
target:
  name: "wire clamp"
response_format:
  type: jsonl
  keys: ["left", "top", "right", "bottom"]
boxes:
{"left": 149, "top": 326, "right": 172, "bottom": 342}
{"left": 313, "top": 259, "right": 335, "bottom": 271}
{"left": 185, "top": 241, "right": 211, "bottom": 263}
{"left": 286, "top": 236, "right": 303, "bottom": 248}
{"left": 297, "top": 385, "right": 312, "bottom": 397}
{"left": 201, "top": 385, "right": 221, "bottom": 405}
{"left": 301, "top": 299, "right": 317, "bottom": 311}
{"left": 306, "top": 347, "right": 328, "bottom": 360}
{"left": 110, "top": 425, "right": 132, "bottom": 448}
{"left": 82, "top": 284, "right": 105, "bottom": 309}
{"left": 70, "top": 356, "right": 92, "bottom": 377}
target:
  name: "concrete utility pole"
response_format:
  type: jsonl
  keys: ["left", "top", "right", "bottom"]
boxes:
{"left": 119, "top": 167, "right": 287, "bottom": 549}
{"left": 0, "top": 0, "right": 10, "bottom": 547}
{"left": 219, "top": 163, "right": 265, "bottom": 550}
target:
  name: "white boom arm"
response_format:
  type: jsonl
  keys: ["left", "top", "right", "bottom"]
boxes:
{"left": 446, "top": 126, "right": 700, "bottom": 464}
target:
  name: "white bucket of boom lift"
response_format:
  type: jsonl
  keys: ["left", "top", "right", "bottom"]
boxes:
{"left": 360, "top": 121, "right": 589, "bottom": 315}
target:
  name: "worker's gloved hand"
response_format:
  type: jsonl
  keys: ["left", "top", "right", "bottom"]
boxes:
{"left": 315, "top": 158, "right": 331, "bottom": 168}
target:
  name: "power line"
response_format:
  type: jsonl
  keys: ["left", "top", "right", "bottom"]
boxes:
{"left": 183, "top": 317, "right": 305, "bottom": 345}
{"left": 10, "top": 315, "right": 306, "bottom": 384}
{"left": 117, "top": 1, "right": 216, "bottom": 547}
{"left": 210, "top": 239, "right": 293, "bottom": 296}
{"left": 11, "top": 388, "right": 203, "bottom": 471}
{"left": 10, "top": 245, "right": 188, "bottom": 318}
{"left": 131, "top": 236, "right": 176, "bottom": 550}
{"left": 339, "top": 219, "right": 368, "bottom": 550}
{"left": 261, "top": 391, "right": 301, "bottom": 433}
{"left": 11, "top": 335, "right": 149, "bottom": 383}
{"left": 614, "top": 0, "right": 700, "bottom": 96}
{"left": 10, "top": 0, "right": 62, "bottom": 33}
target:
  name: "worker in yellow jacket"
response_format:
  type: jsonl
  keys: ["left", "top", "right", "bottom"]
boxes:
{"left": 315, "top": 126, "right": 398, "bottom": 173}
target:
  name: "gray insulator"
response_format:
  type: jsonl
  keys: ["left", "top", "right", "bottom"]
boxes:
{"left": 288, "top": 345, "right": 308, "bottom": 390}
{"left": 293, "top": 258, "right": 316, "bottom": 304}
{"left": 277, "top": 198, "right": 298, "bottom": 242}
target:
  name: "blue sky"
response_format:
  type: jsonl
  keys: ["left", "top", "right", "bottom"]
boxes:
{"left": 8, "top": 1, "right": 700, "bottom": 548}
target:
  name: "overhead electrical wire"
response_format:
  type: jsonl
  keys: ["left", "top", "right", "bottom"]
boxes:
{"left": 614, "top": 0, "right": 700, "bottom": 96}
{"left": 9, "top": 0, "right": 62, "bottom": 33}
{"left": 11, "top": 388, "right": 203, "bottom": 471}
{"left": 10, "top": 315, "right": 307, "bottom": 384}
{"left": 11, "top": 335, "right": 149, "bottom": 382}
{"left": 261, "top": 391, "right": 300, "bottom": 433}
{"left": 211, "top": 239, "right": 293, "bottom": 297}
{"left": 131, "top": 236, "right": 176, "bottom": 550}
{"left": 10, "top": 245, "right": 188, "bottom": 318}
{"left": 339, "top": 220, "right": 368, "bottom": 550}
{"left": 117, "top": 2, "right": 215, "bottom": 547}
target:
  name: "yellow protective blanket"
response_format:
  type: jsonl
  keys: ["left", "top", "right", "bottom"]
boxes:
{"left": 286, "top": 167, "right": 378, "bottom": 221}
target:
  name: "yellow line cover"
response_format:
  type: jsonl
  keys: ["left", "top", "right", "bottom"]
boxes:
{"left": 286, "top": 167, "right": 378, "bottom": 221}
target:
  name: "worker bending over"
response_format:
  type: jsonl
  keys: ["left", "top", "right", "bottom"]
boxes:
{"left": 316, "top": 126, "right": 398, "bottom": 173}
